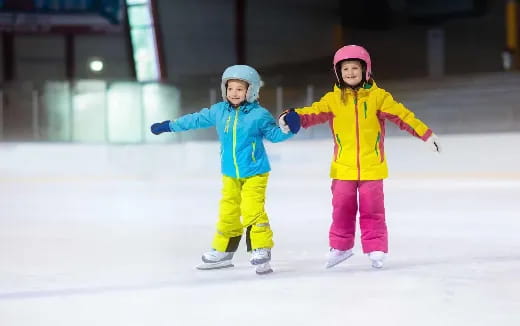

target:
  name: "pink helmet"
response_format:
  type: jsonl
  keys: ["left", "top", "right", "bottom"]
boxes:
{"left": 333, "top": 45, "right": 372, "bottom": 82}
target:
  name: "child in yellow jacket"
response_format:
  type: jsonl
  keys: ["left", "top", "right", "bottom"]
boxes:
{"left": 279, "top": 45, "right": 441, "bottom": 269}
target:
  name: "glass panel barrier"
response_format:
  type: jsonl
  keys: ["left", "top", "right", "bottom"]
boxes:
{"left": 142, "top": 82, "right": 180, "bottom": 143}
{"left": 43, "top": 81, "right": 72, "bottom": 141}
{"left": 72, "top": 80, "right": 107, "bottom": 142}
{"left": 107, "top": 82, "right": 143, "bottom": 143}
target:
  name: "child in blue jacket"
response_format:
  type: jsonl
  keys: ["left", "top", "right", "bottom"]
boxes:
{"left": 151, "top": 65, "right": 299, "bottom": 275}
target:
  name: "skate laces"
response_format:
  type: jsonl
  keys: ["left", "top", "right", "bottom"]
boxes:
{"left": 204, "top": 249, "right": 228, "bottom": 261}
{"left": 368, "top": 251, "right": 385, "bottom": 268}
{"left": 368, "top": 251, "right": 385, "bottom": 262}
{"left": 329, "top": 248, "right": 351, "bottom": 257}
{"left": 252, "top": 248, "right": 269, "bottom": 259}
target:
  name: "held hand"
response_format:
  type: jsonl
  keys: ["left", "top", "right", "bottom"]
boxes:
{"left": 151, "top": 120, "right": 172, "bottom": 135}
{"left": 426, "top": 133, "right": 441, "bottom": 153}
{"left": 278, "top": 113, "right": 290, "bottom": 134}
{"left": 278, "top": 109, "right": 301, "bottom": 134}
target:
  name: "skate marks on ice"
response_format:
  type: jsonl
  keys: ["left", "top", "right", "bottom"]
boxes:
{"left": 0, "top": 260, "right": 344, "bottom": 301}
{"left": 1, "top": 253, "right": 519, "bottom": 301}
{"left": 0, "top": 262, "right": 273, "bottom": 301}
{"left": 375, "top": 254, "right": 520, "bottom": 272}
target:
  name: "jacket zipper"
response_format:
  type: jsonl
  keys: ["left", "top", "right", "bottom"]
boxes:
{"left": 354, "top": 92, "right": 361, "bottom": 180}
{"left": 232, "top": 109, "right": 240, "bottom": 178}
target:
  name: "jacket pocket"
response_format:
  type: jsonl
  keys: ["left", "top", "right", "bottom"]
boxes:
{"left": 374, "top": 132, "right": 384, "bottom": 162}
{"left": 335, "top": 134, "right": 343, "bottom": 161}
{"left": 224, "top": 115, "right": 231, "bottom": 133}
{"left": 251, "top": 141, "right": 257, "bottom": 162}
{"left": 374, "top": 132, "right": 380, "bottom": 157}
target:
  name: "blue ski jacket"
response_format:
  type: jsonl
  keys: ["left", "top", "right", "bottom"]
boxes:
{"left": 169, "top": 101, "right": 293, "bottom": 178}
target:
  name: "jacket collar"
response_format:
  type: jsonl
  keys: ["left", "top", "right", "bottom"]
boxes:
{"left": 333, "top": 80, "right": 377, "bottom": 96}
{"left": 224, "top": 100, "right": 257, "bottom": 113}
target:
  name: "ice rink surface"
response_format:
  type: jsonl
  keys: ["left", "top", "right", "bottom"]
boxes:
{"left": 1, "top": 133, "right": 519, "bottom": 326}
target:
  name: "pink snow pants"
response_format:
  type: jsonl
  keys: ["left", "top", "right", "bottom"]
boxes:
{"left": 329, "top": 179, "right": 388, "bottom": 253}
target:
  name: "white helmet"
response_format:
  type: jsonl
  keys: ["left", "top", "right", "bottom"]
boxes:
{"left": 221, "top": 65, "right": 264, "bottom": 103}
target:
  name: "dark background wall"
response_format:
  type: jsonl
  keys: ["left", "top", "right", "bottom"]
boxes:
{"left": 0, "top": 0, "right": 510, "bottom": 84}
{"left": 156, "top": 0, "right": 507, "bottom": 85}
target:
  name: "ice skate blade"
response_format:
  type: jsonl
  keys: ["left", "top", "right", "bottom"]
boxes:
{"left": 371, "top": 261, "right": 384, "bottom": 269}
{"left": 325, "top": 252, "right": 354, "bottom": 269}
{"left": 251, "top": 258, "right": 271, "bottom": 265}
{"left": 255, "top": 263, "right": 273, "bottom": 275}
{"left": 256, "top": 268, "right": 273, "bottom": 275}
{"left": 196, "top": 261, "right": 234, "bottom": 270}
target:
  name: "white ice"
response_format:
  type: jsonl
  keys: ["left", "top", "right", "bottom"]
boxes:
{"left": 0, "top": 133, "right": 519, "bottom": 326}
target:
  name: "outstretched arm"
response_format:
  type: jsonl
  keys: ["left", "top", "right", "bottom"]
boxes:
{"left": 378, "top": 90, "right": 440, "bottom": 153}
{"left": 150, "top": 106, "right": 217, "bottom": 135}
{"left": 293, "top": 93, "right": 334, "bottom": 128}
{"left": 378, "top": 90, "right": 432, "bottom": 140}
{"left": 260, "top": 110, "right": 294, "bottom": 143}
{"left": 169, "top": 107, "right": 217, "bottom": 132}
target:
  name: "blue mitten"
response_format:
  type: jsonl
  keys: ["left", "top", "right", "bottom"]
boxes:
{"left": 283, "top": 110, "right": 301, "bottom": 134}
{"left": 151, "top": 120, "right": 172, "bottom": 135}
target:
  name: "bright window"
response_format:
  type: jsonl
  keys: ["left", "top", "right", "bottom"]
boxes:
{"left": 126, "top": 0, "right": 160, "bottom": 81}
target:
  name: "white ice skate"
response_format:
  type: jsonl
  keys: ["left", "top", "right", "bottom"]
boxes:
{"left": 250, "top": 248, "right": 271, "bottom": 265}
{"left": 325, "top": 248, "right": 353, "bottom": 268}
{"left": 196, "top": 249, "right": 234, "bottom": 270}
{"left": 255, "top": 262, "right": 273, "bottom": 275}
{"left": 368, "top": 251, "right": 386, "bottom": 269}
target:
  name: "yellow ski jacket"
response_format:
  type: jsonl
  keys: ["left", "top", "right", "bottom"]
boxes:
{"left": 294, "top": 82, "right": 433, "bottom": 180}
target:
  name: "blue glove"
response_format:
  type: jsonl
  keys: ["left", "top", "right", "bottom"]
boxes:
{"left": 151, "top": 120, "right": 172, "bottom": 135}
{"left": 280, "top": 109, "right": 301, "bottom": 134}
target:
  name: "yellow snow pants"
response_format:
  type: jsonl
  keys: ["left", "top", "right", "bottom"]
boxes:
{"left": 212, "top": 173, "right": 273, "bottom": 252}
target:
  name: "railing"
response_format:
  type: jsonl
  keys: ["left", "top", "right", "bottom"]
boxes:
{"left": 0, "top": 80, "right": 181, "bottom": 143}
{"left": 0, "top": 80, "right": 326, "bottom": 143}
{"left": 1, "top": 72, "right": 519, "bottom": 143}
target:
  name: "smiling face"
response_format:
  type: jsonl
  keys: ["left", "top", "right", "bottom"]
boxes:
{"left": 226, "top": 79, "right": 248, "bottom": 106}
{"left": 340, "top": 60, "right": 363, "bottom": 87}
